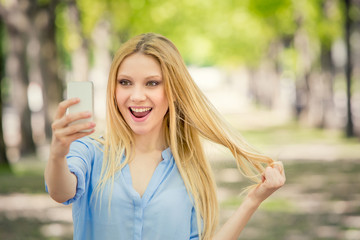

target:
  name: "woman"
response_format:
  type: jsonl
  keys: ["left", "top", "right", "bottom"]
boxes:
{"left": 45, "top": 33, "right": 285, "bottom": 240}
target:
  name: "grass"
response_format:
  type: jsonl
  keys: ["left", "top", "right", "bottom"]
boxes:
{"left": 215, "top": 159, "right": 360, "bottom": 239}
{"left": 0, "top": 157, "right": 72, "bottom": 240}
{"left": 210, "top": 121, "right": 360, "bottom": 239}
{"left": 0, "top": 214, "right": 73, "bottom": 240}
{"left": 0, "top": 156, "right": 46, "bottom": 194}
{"left": 239, "top": 121, "right": 360, "bottom": 147}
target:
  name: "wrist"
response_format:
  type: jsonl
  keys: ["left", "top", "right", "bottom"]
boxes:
{"left": 244, "top": 194, "right": 262, "bottom": 209}
{"left": 49, "top": 152, "right": 68, "bottom": 165}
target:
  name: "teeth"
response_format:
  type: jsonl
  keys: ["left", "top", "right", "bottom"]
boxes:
{"left": 131, "top": 107, "right": 151, "bottom": 113}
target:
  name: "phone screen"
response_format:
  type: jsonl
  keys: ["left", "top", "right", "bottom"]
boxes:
{"left": 67, "top": 81, "right": 94, "bottom": 128}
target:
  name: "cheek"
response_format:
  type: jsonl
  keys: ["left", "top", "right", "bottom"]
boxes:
{"left": 115, "top": 89, "right": 127, "bottom": 110}
{"left": 159, "top": 97, "right": 169, "bottom": 113}
{"left": 162, "top": 99, "right": 169, "bottom": 111}
{"left": 115, "top": 87, "right": 124, "bottom": 103}
{"left": 155, "top": 91, "right": 168, "bottom": 111}
{"left": 162, "top": 90, "right": 169, "bottom": 108}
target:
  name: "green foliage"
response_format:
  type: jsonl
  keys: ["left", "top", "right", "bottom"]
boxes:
{"left": 77, "top": 0, "right": 107, "bottom": 37}
{"left": 36, "top": 0, "right": 51, "bottom": 6}
{"left": 51, "top": 0, "right": 346, "bottom": 68}
{"left": 298, "top": 0, "right": 343, "bottom": 50}
{"left": 55, "top": 2, "right": 72, "bottom": 69}
{"left": 248, "top": 0, "right": 296, "bottom": 35}
{"left": 279, "top": 47, "right": 298, "bottom": 73}
{"left": 248, "top": 0, "right": 291, "bottom": 17}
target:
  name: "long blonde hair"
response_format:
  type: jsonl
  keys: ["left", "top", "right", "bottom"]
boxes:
{"left": 96, "top": 33, "right": 273, "bottom": 239}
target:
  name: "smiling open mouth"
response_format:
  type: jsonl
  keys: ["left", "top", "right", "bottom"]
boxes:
{"left": 129, "top": 107, "right": 152, "bottom": 118}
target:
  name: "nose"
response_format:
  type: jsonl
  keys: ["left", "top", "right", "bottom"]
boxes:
{"left": 130, "top": 86, "right": 146, "bottom": 102}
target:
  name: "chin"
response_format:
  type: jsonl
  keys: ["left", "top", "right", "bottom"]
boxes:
{"left": 130, "top": 127, "right": 150, "bottom": 136}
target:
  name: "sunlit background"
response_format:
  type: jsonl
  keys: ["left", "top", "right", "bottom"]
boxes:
{"left": 0, "top": 0, "right": 360, "bottom": 239}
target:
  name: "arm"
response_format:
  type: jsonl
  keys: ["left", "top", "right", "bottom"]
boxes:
{"left": 44, "top": 98, "right": 95, "bottom": 203}
{"left": 213, "top": 162, "right": 286, "bottom": 240}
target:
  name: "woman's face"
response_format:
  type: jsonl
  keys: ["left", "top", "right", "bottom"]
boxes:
{"left": 115, "top": 53, "right": 169, "bottom": 137}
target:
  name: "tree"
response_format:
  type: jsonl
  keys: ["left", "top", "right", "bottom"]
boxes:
{"left": 344, "top": 0, "right": 354, "bottom": 137}
{"left": 0, "top": 17, "right": 10, "bottom": 169}
{"left": 0, "top": 1, "right": 37, "bottom": 156}
{"left": 0, "top": 0, "right": 63, "bottom": 158}
{"left": 27, "top": 0, "right": 63, "bottom": 140}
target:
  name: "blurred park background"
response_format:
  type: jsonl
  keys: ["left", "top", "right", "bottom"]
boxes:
{"left": 0, "top": 0, "right": 360, "bottom": 239}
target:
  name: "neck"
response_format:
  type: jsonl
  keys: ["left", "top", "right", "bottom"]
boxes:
{"left": 134, "top": 125, "right": 167, "bottom": 154}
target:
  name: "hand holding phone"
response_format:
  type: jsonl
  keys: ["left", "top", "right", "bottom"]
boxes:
{"left": 67, "top": 81, "right": 94, "bottom": 132}
{"left": 46, "top": 83, "right": 95, "bottom": 202}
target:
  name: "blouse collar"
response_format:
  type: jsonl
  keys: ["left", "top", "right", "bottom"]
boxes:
{"left": 161, "top": 147, "right": 172, "bottom": 162}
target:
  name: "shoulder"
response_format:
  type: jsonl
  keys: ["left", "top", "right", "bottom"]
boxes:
{"left": 74, "top": 136, "right": 103, "bottom": 147}
{"left": 69, "top": 136, "right": 104, "bottom": 156}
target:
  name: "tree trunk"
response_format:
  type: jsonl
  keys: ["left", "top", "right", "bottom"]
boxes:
{"left": 68, "top": 0, "right": 89, "bottom": 83}
{"left": 344, "top": 0, "right": 354, "bottom": 137}
{"left": 320, "top": 45, "right": 336, "bottom": 129}
{"left": 7, "top": 27, "right": 36, "bottom": 155}
{"left": 27, "top": 0, "right": 62, "bottom": 141}
{"left": 1, "top": 1, "right": 37, "bottom": 156}
{"left": 0, "top": 18, "right": 10, "bottom": 169}
{"left": 41, "top": 0, "right": 63, "bottom": 140}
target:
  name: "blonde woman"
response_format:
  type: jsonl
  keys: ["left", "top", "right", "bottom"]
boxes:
{"left": 45, "top": 33, "right": 285, "bottom": 240}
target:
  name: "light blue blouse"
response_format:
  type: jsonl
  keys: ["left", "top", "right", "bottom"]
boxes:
{"left": 46, "top": 137, "right": 199, "bottom": 240}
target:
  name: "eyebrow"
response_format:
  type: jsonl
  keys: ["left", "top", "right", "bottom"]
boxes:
{"left": 145, "top": 75, "right": 162, "bottom": 80}
{"left": 117, "top": 74, "right": 162, "bottom": 80}
{"left": 117, "top": 74, "right": 132, "bottom": 80}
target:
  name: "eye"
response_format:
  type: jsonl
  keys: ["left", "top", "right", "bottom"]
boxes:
{"left": 118, "top": 79, "right": 131, "bottom": 86}
{"left": 146, "top": 81, "right": 160, "bottom": 87}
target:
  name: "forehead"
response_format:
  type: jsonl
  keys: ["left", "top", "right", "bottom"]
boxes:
{"left": 117, "top": 53, "right": 162, "bottom": 78}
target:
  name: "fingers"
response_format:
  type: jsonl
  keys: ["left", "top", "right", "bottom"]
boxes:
{"left": 52, "top": 111, "right": 92, "bottom": 130}
{"left": 263, "top": 167, "right": 278, "bottom": 186}
{"left": 67, "top": 128, "right": 96, "bottom": 143}
{"left": 50, "top": 98, "right": 96, "bottom": 160}
{"left": 54, "top": 98, "right": 80, "bottom": 120}
{"left": 271, "top": 161, "right": 286, "bottom": 178}
{"left": 249, "top": 161, "right": 286, "bottom": 203}
{"left": 271, "top": 162, "right": 285, "bottom": 182}
{"left": 52, "top": 98, "right": 95, "bottom": 141}
{"left": 262, "top": 161, "right": 286, "bottom": 189}
{"left": 53, "top": 121, "right": 96, "bottom": 137}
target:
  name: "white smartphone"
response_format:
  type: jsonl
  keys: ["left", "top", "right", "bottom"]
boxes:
{"left": 67, "top": 81, "right": 94, "bottom": 131}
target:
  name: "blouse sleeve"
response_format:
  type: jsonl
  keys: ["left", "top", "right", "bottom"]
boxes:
{"left": 45, "top": 137, "right": 95, "bottom": 205}
{"left": 190, "top": 206, "right": 200, "bottom": 240}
